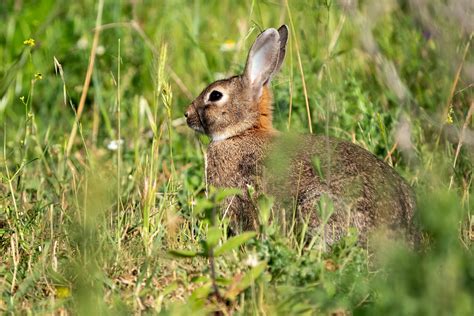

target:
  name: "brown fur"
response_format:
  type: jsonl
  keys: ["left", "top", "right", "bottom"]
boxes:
{"left": 256, "top": 86, "right": 274, "bottom": 131}
{"left": 264, "top": 135, "right": 416, "bottom": 245}
{"left": 185, "top": 26, "right": 417, "bottom": 246}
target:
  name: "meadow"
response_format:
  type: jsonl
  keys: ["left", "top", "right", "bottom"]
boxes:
{"left": 0, "top": 0, "right": 473, "bottom": 314}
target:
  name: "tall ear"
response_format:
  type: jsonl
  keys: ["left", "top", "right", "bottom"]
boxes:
{"left": 243, "top": 28, "right": 281, "bottom": 95}
{"left": 274, "top": 25, "right": 289, "bottom": 76}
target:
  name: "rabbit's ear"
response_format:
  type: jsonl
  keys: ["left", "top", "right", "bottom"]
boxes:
{"left": 243, "top": 28, "right": 281, "bottom": 95}
{"left": 274, "top": 25, "right": 289, "bottom": 76}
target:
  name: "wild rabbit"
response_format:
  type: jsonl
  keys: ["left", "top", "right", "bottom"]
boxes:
{"left": 185, "top": 25, "right": 416, "bottom": 245}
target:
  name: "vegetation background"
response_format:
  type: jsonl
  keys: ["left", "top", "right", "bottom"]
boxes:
{"left": 0, "top": 0, "right": 473, "bottom": 314}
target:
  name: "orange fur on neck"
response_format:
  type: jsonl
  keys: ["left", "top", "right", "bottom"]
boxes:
{"left": 256, "top": 86, "right": 274, "bottom": 131}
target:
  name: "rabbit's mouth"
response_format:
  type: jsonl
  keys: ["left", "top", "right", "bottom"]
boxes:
{"left": 185, "top": 104, "right": 206, "bottom": 134}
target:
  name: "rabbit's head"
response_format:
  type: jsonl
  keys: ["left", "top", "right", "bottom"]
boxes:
{"left": 185, "top": 25, "right": 288, "bottom": 141}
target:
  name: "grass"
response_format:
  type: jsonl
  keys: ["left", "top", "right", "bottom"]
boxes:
{"left": 0, "top": 0, "right": 473, "bottom": 314}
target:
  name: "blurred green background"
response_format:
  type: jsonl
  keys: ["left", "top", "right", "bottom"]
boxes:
{"left": 0, "top": 0, "right": 472, "bottom": 314}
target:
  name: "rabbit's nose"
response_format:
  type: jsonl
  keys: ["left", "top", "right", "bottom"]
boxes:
{"left": 184, "top": 110, "right": 189, "bottom": 118}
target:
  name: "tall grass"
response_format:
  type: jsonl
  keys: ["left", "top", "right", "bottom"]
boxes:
{"left": 0, "top": 0, "right": 472, "bottom": 314}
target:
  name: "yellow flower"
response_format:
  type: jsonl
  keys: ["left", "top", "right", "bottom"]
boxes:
{"left": 34, "top": 73, "right": 43, "bottom": 80}
{"left": 19, "top": 96, "right": 25, "bottom": 102}
{"left": 446, "top": 106, "right": 454, "bottom": 124}
{"left": 55, "top": 286, "right": 71, "bottom": 299}
{"left": 23, "top": 38, "right": 36, "bottom": 47}
{"left": 220, "top": 39, "right": 236, "bottom": 52}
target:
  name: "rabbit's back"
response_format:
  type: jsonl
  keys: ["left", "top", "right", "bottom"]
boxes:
{"left": 266, "top": 134, "right": 416, "bottom": 245}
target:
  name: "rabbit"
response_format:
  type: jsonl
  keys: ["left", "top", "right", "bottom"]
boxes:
{"left": 185, "top": 25, "right": 416, "bottom": 246}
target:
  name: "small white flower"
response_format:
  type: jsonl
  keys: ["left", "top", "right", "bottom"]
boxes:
{"left": 77, "top": 37, "right": 88, "bottom": 50}
{"left": 96, "top": 45, "right": 105, "bottom": 55}
{"left": 107, "top": 139, "right": 124, "bottom": 151}
{"left": 245, "top": 253, "right": 259, "bottom": 267}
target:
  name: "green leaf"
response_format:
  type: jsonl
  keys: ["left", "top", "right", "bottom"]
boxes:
{"left": 206, "top": 226, "right": 222, "bottom": 249}
{"left": 240, "top": 261, "right": 266, "bottom": 287}
{"left": 191, "top": 276, "right": 210, "bottom": 283}
{"left": 257, "top": 195, "right": 274, "bottom": 226}
{"left": 214, "top": 232, "right": 257, "bottom": 257}
{"left": 312, "top": 157, "right": 324, "bottom": 179}
{"left": 168, "top": 249, "right": 199, "bottom": 258}
{"left": 225, "top": 261, "right": 267, "bottom": 300}
{"left": 193, "top": 199, "right": 214, "bottom": 216}
{"left": 161, "top": 282, "right": 179, "bottom": 297}
{"left": 190, "top": 282, "right": 213, "bottom": 300}
{"left": 317, "top": 194, "right": 334, "bottom": 223}
{"left": 246, "top": 184, "right": 256, "bottom": 198}
{"left": 215, "top": 187, "right": 242, "bottom": 203}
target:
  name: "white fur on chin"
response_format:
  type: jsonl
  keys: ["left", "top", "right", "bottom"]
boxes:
{"left": 212, "top": 131, "right": 235, "bottom": 142}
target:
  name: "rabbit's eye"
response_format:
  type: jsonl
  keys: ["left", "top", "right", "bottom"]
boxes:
{"left": 209, "top": 90, "right": 223, "bottom": 102}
